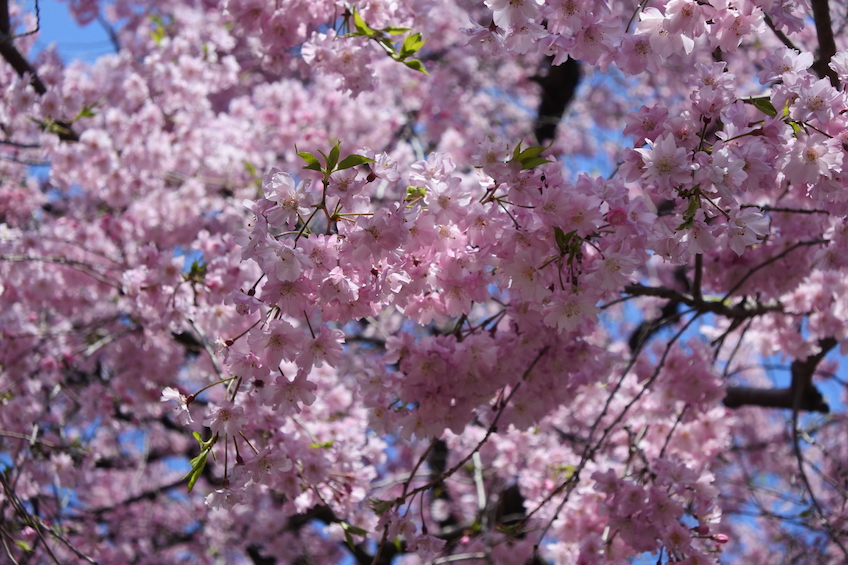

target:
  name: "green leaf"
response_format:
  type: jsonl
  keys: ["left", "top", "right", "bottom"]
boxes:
{"left": 512, "top": 141, "right": 522, "bottom": 161}
{"left": 369, "top": 498, "right": 395, "bottom": 515}
{"left": 74, "top": 106, "right": 96, "bottom": 121}
{"left": 43, "top": 119, "right": 72, "bottom": 137}
{"left": 352, "top": 9, "right": 376, "bottom": 37}
{"left": 520, "top": 156, "right": 552, "bottom": 170}
{"left": 496, "top": 521, "right": 525, "bottom": 535}
{"left": 400, "top": 32, "right": 426, "bottom": 58}
{"left": 342, "top": 523, "right": 368, "bottom": 536}
{"left": 150, "top": 16, "right": 166, "bottom": 45}
{"left": 191, "top": 431, "right": 218, "bottom": 450}
{"left": 683, "top": 195, "right": 700, "bottom": 218}
{"left": 752, "top": 97, "right": 777, "bottom": 117}
{"left": 405, "top": 186, "right": 426, "bottom": 200}
{"left": 184, "top": 449, "right": 209, "bottom": 492}
{"left": 337, "top": 154, "right": 376, "bottom": 171}
{"left": 511, "top": 144, "right": 551, "bottom": 169}
{"left": 515, "top": 145, "right": 547, "bottom": 161}
{"left": 243, "top": 160, "right": 258, "bottom": 178}
{"left": 327, "top": 142, "right": 341, "bottom": 172}
{"left": 309, "top": 440, "right": 335, "bottom": 449}
{"left": 14, "top": 539, "right": 32, "bottom": 552}
{"left": 344, "top": 530, "right": 356, "bottom": 551}
{"left": 402, "top": 59, "right": 428, "bottom": 74}
{"left": 554, "top": 227, "right": 576, "bottom": 255}
{"left": 383, "top": 26, "right": 410, "bottom": 35}
{"left": 555, "top": 464, "right": 577, "bottom": 480}
{"left": 297, "top": 151, "right": 323, "bottom": 172}
{"left": 676, "top": 196, "right": 701, "bottom": 231}
{"left": 340, "top": 522, "right": 366, "bottom": 550}
{"left": 184, "top": 260, "right": 207, "bottom": 283}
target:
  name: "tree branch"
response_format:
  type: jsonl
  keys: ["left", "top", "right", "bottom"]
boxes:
{"left": 810, "top": 0, "right": 838, "bottom": 86}
{"left": 0, "top": 0, "right": 79, "bottom": 141}
{"left": 723, "top": 337, "right": 836, "bottom": 413}
{"left": 623, "top": 284, "right": 784, "bottom": 320}
{"left": 532, "top": 56, "right": 581, "bottom": 144}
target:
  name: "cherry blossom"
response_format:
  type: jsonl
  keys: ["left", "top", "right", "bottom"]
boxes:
{"left": 3, "top": 0, "right": 848, "bottom": 563}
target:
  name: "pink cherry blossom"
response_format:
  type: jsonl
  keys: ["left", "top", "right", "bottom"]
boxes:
{"left": 635, "top": 133, "right": 695, "bottom": 193}
{"left": 783, "top": 133, "right": 843, "bottom": 187}
{"left": 5, "top": 0, "right": 848, "bottom": 563}
{"left": 203, "top": 400, "right": 247, "bottom": 437}
{"left": 161, "top": 386, "right": 194, "bottom": 425}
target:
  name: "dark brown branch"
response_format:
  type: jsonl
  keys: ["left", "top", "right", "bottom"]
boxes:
{"left": 87, "top": 477, "right": 187, "bottom": 516}
{"left": 723, "top": 385, "right": 829, "bottom": 412}
{"left": 532, "top": 56, "right": 581, "bottom": 143}
{"left": 790, "top": 337, "right": 836, "bottom": 410}
{"left": 0, "top": 0, "right": 79, "bottom": 141}
{"left": 623, "top": 284, "right": 784, "bottom": 320}
{"left": 741, "top": 204, "right": 829, "bottom": 215}
{"left": 0, "top": 0, "right": 47, "bottom": 95}
{"left": 810, "top": 0, "right": 839, "bottom": 86}
{"left": 98, "top": 15, "right": 121, "bottom": 53}
{"left": 723, "top": 337, "right": 837, "bottom": 413}
{"left": 789, "top": 336, "right": 848, "bottom": 559}
{"left": 763, "top": 14, "right": 798, "bottom": 52}
{"left": 0, "top": 37, "right": 47, "bottom": 92}
{"left": 722, "top": 240, "right": 828, "bottom": 301}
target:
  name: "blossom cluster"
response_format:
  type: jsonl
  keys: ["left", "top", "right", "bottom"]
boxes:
{"left": 2, "top": 0, "right": 848, "bottom": 563}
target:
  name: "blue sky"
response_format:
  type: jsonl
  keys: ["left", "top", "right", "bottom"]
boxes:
{"left": 28, "top": 0, "right": 114, "bottom": 62}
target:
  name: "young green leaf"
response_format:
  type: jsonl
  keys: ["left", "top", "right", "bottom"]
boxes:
{"left": 150, "top": 16, "right": 166, "bottom": 45}
{"left": 309, "top": 440, "right": 335, "bottom": 449}
{"left": 327, "top": 142, "right": 341, "bottom": 172}
{"left": 402, "top": 59, "right": 428, "bottom": 74}
{"left": 676, "top": 196, "right": 701, "bottom": 231}
{"left": 554, "top": 227, "right": 576, "bottom": 255}
{"left": 184, "top": 260, "right": 207, "bottom": 283}
{"left": 405, "top": 186, "right": 426, "bottom": 200}
{"left": 515, "top": 145, "right": 547, "bottom": 161}
{"left": 752, "top": 97, "right": 777, "bottom": 118}
{"left": 400, "top": 32, "right": 426, "bottom": 58}
{"left": 73, "top": 106, "right": 97, "bottom": 121}
{"left": 14, "top": 539, "right": 32, "bottom": 552}
{"left": 184, "top": 449, "right": 209, "bottom": 492}
{"left": 297, "top": 151, "right": 323, "bottom": 172}
{"left": 510, "top": 144, "right": 552, "bottom": 169}
{"left": 369, "top": 498, "right": 395, "bottom": 515}
{"left": 520, "top": 156, "right": 552, "bottom": 169}
{"left": 343, "top": 530, "right": 355, "bottom": 551}
{"left": 337, "top": 154, "right": 376, "bottom": 171}
{"left": 352, "top": 9, "right": 376, "bottom": 37}
{"left": 512, "top": 141, "right": 523, "bottom": 161}
{"left": 341, "top": 523, "right": 368, "bottom": 536}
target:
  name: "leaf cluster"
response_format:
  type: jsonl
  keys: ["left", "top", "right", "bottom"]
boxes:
{"left": 184, "top": 432, "right": 217, "bottom": 492}
{"left": 297, "top": 140, "right": 375, "bottom": 184}
{"left": 345, "top": 8, "right": 428, "bottom": 74}
{"left": 510, "top": 141, "right": 552, "bottom": 170}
